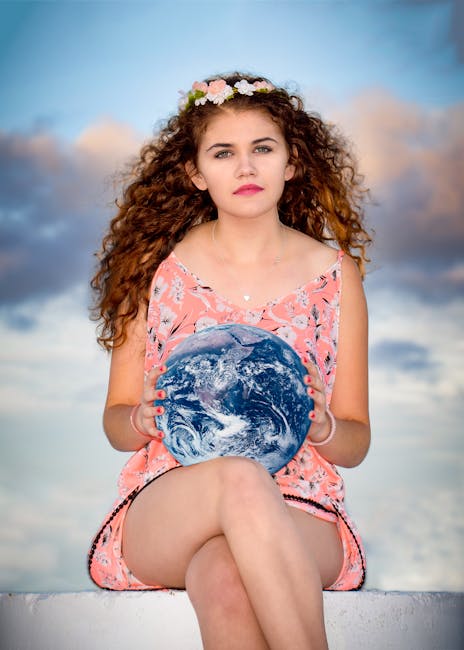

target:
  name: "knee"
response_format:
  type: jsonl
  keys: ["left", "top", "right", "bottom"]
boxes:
{"left": 205, "top": 457, "right": 285, "bottom": 546}
{"left": 213, "top": 456, "right": 276, "bottom": 510}
{"left": 186, "top": 537, "right": 249, "bottom": 619}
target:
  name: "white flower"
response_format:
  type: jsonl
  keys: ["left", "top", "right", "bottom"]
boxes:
{"left": 277, "top": 325, "right": 297, "bottom": 346}
{"left": 195, "top": 316, "right": 218, "bottom": 332}
{"left": 235, "top": 80, "right": 256, "bottom": 96}
{"left": 153, "top": 276, "right": 168, "bottom": 299}
{"left": 207, "top": 92, "right": 223, "bottom": 105}
{"left": 158, "top": 304, "right": 177, "bottom": 334}
{"left": 169, "top": 275, "right": 185, "bottom": 303}
{"left": 206, "top": 84, "right": 234, "bottom": 104}
{"left": 194, "top": 96, "right": 207, "bottom": 106}
{"left": 245, "top": 310, "right": 263, "bottom": 325}
{"left": 295, "top": 287, "right": 309, "bottom": 307}
{"left": 292, "top": 314, "right": 308, "bottom": 330}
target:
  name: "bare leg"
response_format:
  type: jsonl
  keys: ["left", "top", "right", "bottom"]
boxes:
{"left": 122, "top": 457, "right": 343, "bottom": 649}
{"left": 186, "top": 535, "right": 269, "bottom": 649}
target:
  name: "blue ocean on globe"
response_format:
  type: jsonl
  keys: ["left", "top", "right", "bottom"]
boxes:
{"left": 155, "top": 324, "right": 313, "bottom": 474}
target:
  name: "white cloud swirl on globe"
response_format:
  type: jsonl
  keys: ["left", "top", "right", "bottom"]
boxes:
{"left": 156, "top": 324, "right": 313, "bottom": 474}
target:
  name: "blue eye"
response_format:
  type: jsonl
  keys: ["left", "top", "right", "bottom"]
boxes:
{"left": 255, "top": 145, "right": 272, "bottom": 153}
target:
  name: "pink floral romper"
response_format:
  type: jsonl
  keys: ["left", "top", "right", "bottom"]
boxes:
{"left": 88, "top": 249, "right": 366, "bottom": 591}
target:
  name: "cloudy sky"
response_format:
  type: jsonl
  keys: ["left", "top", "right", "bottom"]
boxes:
{"left": 0, "top": 0, "right": 463, "bottom": 593}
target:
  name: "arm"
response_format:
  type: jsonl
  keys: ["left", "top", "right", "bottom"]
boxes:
{"left": 305, "top": 254, "right": 370, "bottom": 468}
{"left": 103, "top": 306, "right": 164, "bottom": 451}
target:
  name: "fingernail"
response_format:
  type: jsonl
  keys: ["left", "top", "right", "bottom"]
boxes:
{"left": 309, "top": 388, "right": 315, "bottom": 396}
{"left": 303, "top": 355, "right": 309, "bottom": 364}
{"left": 159, "top": 365, "right": 167, "bottom": 373}
{"left": 155, "top": 406, "right": 164, "bottom": 415}
{"left": 304, "top": 375, "right": 312, "bottom": 385}
{"left": 156, "top": 431, "right": 164, "bottom": 440}
{"left": 156, "top": 390, "right": 165, "bottom": 399}
{"left": 309, "top": 410, "right": 316, "bottom": 419}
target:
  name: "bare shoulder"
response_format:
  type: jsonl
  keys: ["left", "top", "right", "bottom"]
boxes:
{"left": 285, "top": 228, "right": 338, "bottom": 277}
{"left": 338, "top": 253, "right": 368, "bottom": 329}
{"left": 340, "top": 253, "right": 365, "bottom": 293}
{"left": 173, "top": 222, "right": 210, "bottom": 263}
{"left": 176, "top": 222, "right": 207, "bottom": 246}
{"left": 287, "top": 229, "right": 366, "bottom": 302}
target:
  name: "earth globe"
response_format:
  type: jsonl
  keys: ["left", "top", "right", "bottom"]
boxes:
{"left": 155, "top": 323, "right": 313, "bottom": 474}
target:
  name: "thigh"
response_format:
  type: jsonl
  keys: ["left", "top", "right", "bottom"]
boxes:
{"left": 122, "top": 463, "right": 220, "bottom": 587}
{"left": 287, "top": 505, "right": 344, "bottom": 589}
{"left": 121, "top": 456, "right": 280, "bottom": 588}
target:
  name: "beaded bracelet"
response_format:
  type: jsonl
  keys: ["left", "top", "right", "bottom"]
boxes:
{"left": 309, "top": 408, "right": 337, "bottom": 447}
{"left": 129, "top": 403, "right": 156, "bottom": 439}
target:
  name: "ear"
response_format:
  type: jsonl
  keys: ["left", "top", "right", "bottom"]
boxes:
{"left": 185, "top": 161, "right": 208, "bottom": 191}
{"left": 284, "top": 144, "right": 298, "bottom": 181}
{"left": 284, "top": 162, "right": 295, "bottom": 182}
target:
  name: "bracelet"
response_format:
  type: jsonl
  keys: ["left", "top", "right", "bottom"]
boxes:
{"left": 129, "top": 403, "right": 155, "bottom": 439}
{"left": 309, "top": 408, "right": 337, "bottom": 447}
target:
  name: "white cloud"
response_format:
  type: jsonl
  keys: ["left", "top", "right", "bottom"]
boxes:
{"left": 342, "top": 418, "right": 464, "bottom": 592}
{"left": 366, "top": 287, "right": 464, "bottom": 405}
{"left": 0, "top": 287, "right": 109, "bottom": 414}
{"left": 0, "top": 119, "right": 142, "bottom": 309}
{"left": 334, "top": 91, "right": 464, "bottom": 196}
{"left": 1, "top": 93, "right": 463, "bottom": 593}
{"left": 361, "top": 487, "right": 463, "bottom": 591}
{"left": 0, "top": 472, "right": 125, "bottom": 591}
{"left": 75, "top": 117, "right": 144, "bottom": 173}
{"left": 327, "top": 92, "right": 464, "bottom": 301}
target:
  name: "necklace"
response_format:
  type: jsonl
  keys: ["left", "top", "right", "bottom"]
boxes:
{"left": 211, "top": 221, "right": 285, "bottom": 303}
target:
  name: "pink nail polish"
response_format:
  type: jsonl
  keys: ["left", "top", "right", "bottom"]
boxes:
{"left": 155, "top": 406, "right": 164, "bottom": 415}
{"left": 304, "top": 376, "right": 312, "bottom": 385}
{"left": 156, "top": 390, "right": 165, "bottom": 399}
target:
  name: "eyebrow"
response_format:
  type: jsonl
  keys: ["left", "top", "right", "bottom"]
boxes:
{"left": 205, "top": 136, "right": 279, "bottom": 152}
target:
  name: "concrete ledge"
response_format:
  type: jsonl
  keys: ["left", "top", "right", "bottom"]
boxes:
{"left": 1, "top": 590, "right": 462, "bottom": 649}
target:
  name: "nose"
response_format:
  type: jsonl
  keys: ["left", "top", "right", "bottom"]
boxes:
{"left": 235, "top": 152, "right": 256, "bottom": 177}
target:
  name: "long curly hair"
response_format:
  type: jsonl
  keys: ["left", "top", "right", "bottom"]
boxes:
{"left": 91, "top": 72, "right": 372, "bottom": 350}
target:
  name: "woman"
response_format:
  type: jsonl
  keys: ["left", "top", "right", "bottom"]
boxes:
{"left": 89, "top": 73, "right": 371, "bottom": 649}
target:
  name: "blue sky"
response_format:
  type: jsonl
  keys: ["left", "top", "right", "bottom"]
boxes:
{"left": 0, "top": 0, "right": 463, "bottom": 592}
{"left": 1, "top": 0, "right": 462, "bottom": 138}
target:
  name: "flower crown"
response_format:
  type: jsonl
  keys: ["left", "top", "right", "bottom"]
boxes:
{"left": 178, "top": 78, "right": 275, "bottom": 111}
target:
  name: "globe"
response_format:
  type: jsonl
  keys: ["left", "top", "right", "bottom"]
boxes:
{"left": 155, "top": 324, "right": 313, "bottom": 474}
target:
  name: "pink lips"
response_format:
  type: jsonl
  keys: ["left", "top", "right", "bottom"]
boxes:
{"left": 233, "top": 184, "right": 264, "bottom": 196}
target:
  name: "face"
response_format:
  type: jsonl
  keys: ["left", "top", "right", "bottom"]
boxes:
{"left": 187, "top": 109, "right": 295, "bottom": 221}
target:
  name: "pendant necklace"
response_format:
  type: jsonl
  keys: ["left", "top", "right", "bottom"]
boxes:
{"left": 211, "top": 220, "right": 285, "bottom": 304}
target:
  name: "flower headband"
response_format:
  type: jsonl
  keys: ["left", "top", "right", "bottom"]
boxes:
{"left": 178, "top": 78, "right": 275, "bottom": 111}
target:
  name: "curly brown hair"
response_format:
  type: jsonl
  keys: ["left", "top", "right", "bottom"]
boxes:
{"left": 91, "top": 72, "right": 372, "bottom": 350}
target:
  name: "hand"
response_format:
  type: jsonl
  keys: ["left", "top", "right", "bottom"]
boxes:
{"left": 302, "top": 358, "right": 332, "bottom": 444}
{"left": 134, "top": 364, "right": 167, "bottom": 440}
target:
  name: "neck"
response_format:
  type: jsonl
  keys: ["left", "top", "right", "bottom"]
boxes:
{"left": 211, "top": 217, "right": 285, "bottom": 265}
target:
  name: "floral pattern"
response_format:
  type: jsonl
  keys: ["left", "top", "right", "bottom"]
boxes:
{"left": 88, "top": 249, "right": 366, "bottom": 592}
{"left": 178, "top": 78, "right": 276, "bottom": 111}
